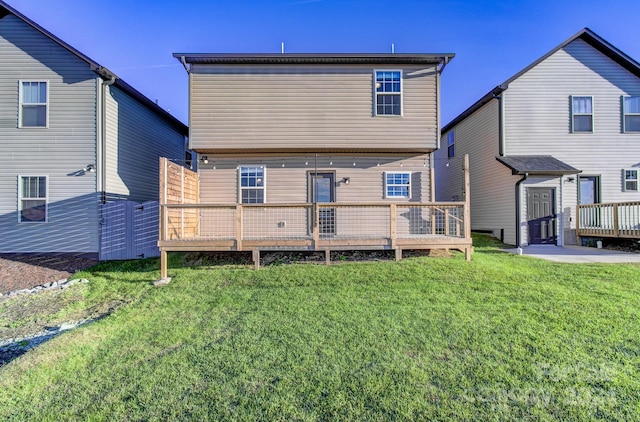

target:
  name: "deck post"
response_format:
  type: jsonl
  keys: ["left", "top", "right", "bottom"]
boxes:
{"left": 313, "top": 205, "right": 320, "bottom": 250}
{"left": 389, "top": 203, "right": 397, "bottom": 248}
{"left": 576, "top": 205, "right": 581, "bottom": 245}
{"left": 153, "top": 249, "right": 172, "bottom": 286}
{"left": 325, "top": 249, "right": 331, "bottom": 265}
{"left": 613, "top": 203, "right": 619, "bottom": 238}
{"left": 444, "top": 208, "right": 450, "bottom": 236}
{"left": 395, "top": 248, "right": 402, "bottom": 261}
{"left": 253, "top": 249, "right": 260, "bottom": 270}
{"left": 160, "top": 249, "right": 168, "bottom": 279}
{"left": 463, "top": 154, "right": 471, "bottom": 240}
{"left": 236, "top": 205, "right": 243, "bottom": 251}
{"left": 465, "top": 247, "right": 471, "bottom": 261}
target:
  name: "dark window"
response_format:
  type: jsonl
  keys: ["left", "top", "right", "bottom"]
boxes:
{"left": 447, "top": 131, "right": 455, "bottom": 158}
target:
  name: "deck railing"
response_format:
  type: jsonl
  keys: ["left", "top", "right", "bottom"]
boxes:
{"left": 160, "top": 202, "right": 470, "bottom": 251}
{"left": 576, "top": 201, "right": 640, "bottom": 239}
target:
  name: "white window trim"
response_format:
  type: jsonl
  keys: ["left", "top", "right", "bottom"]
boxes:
{"left": 384, "top": 171, "right": 411, "bottom": 199}
{"left": 623, "top": 169, "right": 639, "bottom": 192}
{"left": 373, "top": 69, "right": 403, "bottom": 117}
{"left": 238, "top": 165, "right": 266, "bottom": 204}
{"left": 18, "top": 175, "right": 48, "bottom": 223}
{"left": 570, "top": 95, "right": 594, "bottom": 133}
{"left": 19, "top": 80, "right": 49, "bottom": 128}
{"left": 622, "top": 96, "right": 640, "bottom": 133}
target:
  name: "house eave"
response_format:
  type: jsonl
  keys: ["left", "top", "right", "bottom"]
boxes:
{"left": 191, "top": 147, "right": 436, "bottom": 155}
{"left": 173, "top": 53, "right": 455, "bottom": 67}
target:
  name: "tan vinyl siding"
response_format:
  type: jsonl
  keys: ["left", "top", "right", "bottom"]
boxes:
{"left": 189, "top": 65, "right": 438, "bottom": 152}
{"left": 0, "top": 14, "right": 99, "bottom": 253}
{"left": 199, "top": 154, "right": 432, "bottom": 204}
{"left": 435, "top": 101, "right": 518, "bottom": 243}
{"left": 104, "top": 84, "right": 186, "bottom": 202}
{"left": 506, "top": 38, "right": 640, "bottom": 241}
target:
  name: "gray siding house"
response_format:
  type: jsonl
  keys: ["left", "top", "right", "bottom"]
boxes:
{"left": 434, "top": 28, "right": 640, "bottom": 247}
{"left": 158, "top": 52, "right": 473, "bottom": 273}
{"left": 0, "top": 1, "right": 188, "bottom": 258}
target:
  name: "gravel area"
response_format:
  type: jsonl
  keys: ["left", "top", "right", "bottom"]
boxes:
{"left": 0, "top": 254, "right": 97, "bottom": 295}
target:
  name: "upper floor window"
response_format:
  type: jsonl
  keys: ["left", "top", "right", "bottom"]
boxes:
{"left": 623, "top": 96, "right": 640, "bottom": 132}
{"left": 20, "top": 81, "right": 48, "bottom": 127}
{"left": 623, "top": 169, "right": 639, "bottom": 191}
{"left": 571, "top": 96, "right": 593, "bottom": 133}
{"left": 19, "top": 175, "right": 48, "bottom": 222}
{"left": 239, "top": 165, "right": 265, "bottom": 203}
{"left": 384, "top": 172, "right": 411, "bottom": 198}
{"left": 375, "top": 70, "right": 402, "bottom": 116}
{"left": 447, "top": 131, "right": 455, "bottom": 158}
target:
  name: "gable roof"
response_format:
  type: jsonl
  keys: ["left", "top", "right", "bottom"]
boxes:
{"left": 496, "top": 155, "right": 581, "bottom": 176}
{"left": 442, "top": 28, "right": 640, "bottom": 134}
{"left": 0, "top": 0, "right": 187, "bottom": 135}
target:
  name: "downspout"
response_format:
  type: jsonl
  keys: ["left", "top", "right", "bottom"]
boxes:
{"left": 515, "top": 172, "right": 528, "bottom": 252}
{"left": 493, "top": 88, "right": 505, "bottom": 157}
{"left": 435, "top": 56, "right": 450, "bottom": 151}
{"left": 99, "top": 73, "right": 117, "bottom": 204}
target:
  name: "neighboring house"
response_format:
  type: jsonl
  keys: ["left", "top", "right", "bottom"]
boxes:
{"left": 0, "top": 1, "right": 188, "bottom": 259}
{"left": 435, "top": 28, "right": 640, "bottom": 247}
{"left": 159, "top": 52, "right": 472, "bottom": 272}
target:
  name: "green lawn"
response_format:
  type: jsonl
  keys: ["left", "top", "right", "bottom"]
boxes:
{"left": 1, "top": 235, "right": 639, "bottom": 421}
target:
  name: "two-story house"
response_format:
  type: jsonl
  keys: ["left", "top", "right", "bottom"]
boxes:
{"left": 159, "top": 52, "right": 471, "bottom": 274}
{"left": 435, "top": 28, "right": 640, "bottom": 248}
{"left": 0, "top": 1, "right": 188, "bottom": 259}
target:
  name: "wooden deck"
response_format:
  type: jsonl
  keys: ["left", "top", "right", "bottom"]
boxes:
{"left": 576, "top": 201, "right": 640, "bottom": 241}
{"left": 157, "top": 156, "right": 472, "bottom": 277}
{"left": 158, "top": 202, "right": 472, "bottom": 275}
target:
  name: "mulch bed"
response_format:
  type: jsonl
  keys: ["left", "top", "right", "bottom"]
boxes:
{"left": 0, "top": 254, "right": 98, "bottom": 295}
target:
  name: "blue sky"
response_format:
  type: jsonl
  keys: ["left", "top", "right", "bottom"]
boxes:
{"left": 6, "top": 0, "right": 640, "bottom": 125}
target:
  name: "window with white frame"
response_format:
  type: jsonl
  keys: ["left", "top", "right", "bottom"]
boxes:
{"left": 623, "top": 96, "right": 640, "bottom": 132}
{"left": 374, "top": 70, "right": 402, "bottom": 116}
{"left": 571, "top": 96, "right": 593, "bottom": 132}
{"left": 239, "top": 166, "right": 265, "bottom": 203}
{"left": 20, "top": 81, "right": 48, "bottom": 127}
{"left": 447, "top": 131, "right": 455, "bottom": 158}
{"left": 19, "top": 176, "right": 47, "bottom": 222}
{"left": 623, "top": 169, "right": 639, "bottom": 191}
{"left": 384, "top": 172, "right": 411, "bottom": 198}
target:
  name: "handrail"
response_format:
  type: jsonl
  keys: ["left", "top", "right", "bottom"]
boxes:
{"left": 576, "top": 201, "right": 640, "bottom": 240}
{"left": 162, "top": 201, "right": 468, "bottom": 209}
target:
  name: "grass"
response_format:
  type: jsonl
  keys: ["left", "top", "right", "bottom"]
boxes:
{"left": 1, "top": 235, "right": 639, "bottom": 420}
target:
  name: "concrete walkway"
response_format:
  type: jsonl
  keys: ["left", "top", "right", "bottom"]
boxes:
{"left": 504, "top": 245, "right": 640, "bottom": 263}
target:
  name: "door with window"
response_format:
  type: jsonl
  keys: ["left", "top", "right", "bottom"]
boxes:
{"left": 579, "top": 176, "right": 600, "bottom": 205}
{"left": 308, "top": 172, "right": 335, "bottom": 236}
{"left": 579, "top": 175, "right": 601, "bottom": 227}
{"left": 527, "top": 187, "right": 556, "bottom": 244}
